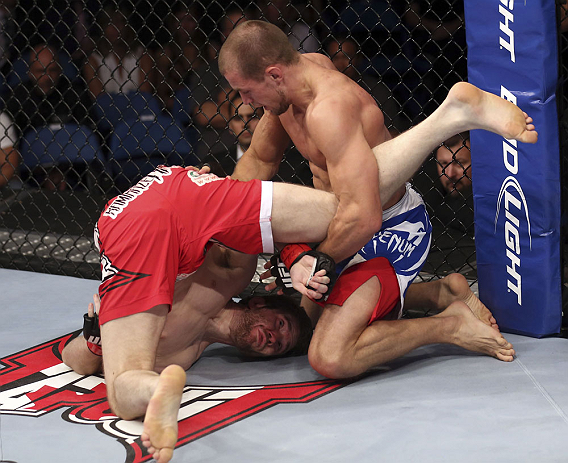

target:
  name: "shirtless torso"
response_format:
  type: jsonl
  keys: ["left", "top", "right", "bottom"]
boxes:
{"left": 278, "top": 53, "right": 404, "bottom": 209}
{"left": 228, "top": 53, "right": 406, "bottom": 262}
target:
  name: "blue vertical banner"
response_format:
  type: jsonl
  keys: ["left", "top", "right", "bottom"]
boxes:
{"left": 465, "top": 0, "right": 561, "bottom": 337}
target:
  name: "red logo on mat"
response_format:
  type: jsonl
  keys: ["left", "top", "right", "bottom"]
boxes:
{"left": 0, "top": 335, "right": 346, "bottom": 463}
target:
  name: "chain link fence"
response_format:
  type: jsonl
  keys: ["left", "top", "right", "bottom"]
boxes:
{"left": 0, "top": 1, "right": 512, "bottom": 300}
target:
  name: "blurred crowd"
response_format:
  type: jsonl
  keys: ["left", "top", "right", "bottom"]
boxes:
{"left": 0, "top": 0, "right": 467, "bottom": 201}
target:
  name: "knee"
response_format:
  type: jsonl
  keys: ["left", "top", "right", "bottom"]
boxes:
{"left": 308, "top": 341, "right": 355, "bottom": 380}
{"left": 106, "top": 396, "right": 128, "bottom": 420}
{"left": 106, "top": 374, "right": 143, "bottom": 421}
{"left": 106, "top": 394, "right": 140, "bottom": 421}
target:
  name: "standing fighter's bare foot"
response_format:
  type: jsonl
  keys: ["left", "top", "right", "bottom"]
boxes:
{"left": 141, "top": 365, "right": 186, "bottom": 463}
{"left": 437, "top": 273, "right": 498, "bottom": 330}
{"left": 435, "top": 301, "right": 515, "bottom": 361}
{"left": 445, "top": 82, "right": 538, "bottom": 144}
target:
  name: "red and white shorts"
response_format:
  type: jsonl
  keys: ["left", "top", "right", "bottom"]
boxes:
{"left": 94, "top": 166, "right": 274, "bottom": 325}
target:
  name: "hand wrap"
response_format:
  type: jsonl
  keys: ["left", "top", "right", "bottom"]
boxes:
{"left": 83, "top": 312, "right": 102, "bottom": 356}
{"left": 270, "top": 244, "right": 337, "bottom": 300}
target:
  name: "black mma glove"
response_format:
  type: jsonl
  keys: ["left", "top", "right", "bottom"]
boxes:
{"left": 83, "top": 312, "right": 102, "bottom": 356}
{"left": 269, "top": 243, "right": 337, "bottom": 300}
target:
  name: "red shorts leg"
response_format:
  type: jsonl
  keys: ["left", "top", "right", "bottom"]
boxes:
{"left": 96, "top": 204, "right": 179, "bottom": 325}
{"left": 318, "top": 257, "right": 400, "bottom": 324}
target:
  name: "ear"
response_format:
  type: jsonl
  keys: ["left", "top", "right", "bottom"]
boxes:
{"left": 265, "top": 66, "right": 283, "bottom": 82}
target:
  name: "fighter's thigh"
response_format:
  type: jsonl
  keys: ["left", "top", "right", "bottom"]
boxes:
{"left": 310, "top": 276, "right": 381, "bottom": 354}
{"left": 271, "top": 182, "right": 338, "bottom": 244}
{"left": 101, "top": 304, "right": 168, "bottom": 395}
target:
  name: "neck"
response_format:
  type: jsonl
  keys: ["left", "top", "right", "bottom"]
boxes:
{"left": 203, "top": 300, "right": 242, "bottom": 346}
{"left": 283, "top": 56, "right": 315, "bottom": 111}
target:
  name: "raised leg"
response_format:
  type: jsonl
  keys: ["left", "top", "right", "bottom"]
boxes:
{"left": 374, "top": 82, "right": 538, "bottom": 203}
{"left": 101, "top": 304, "right": 184, "bottom": 463}
{"left": 272, "top": 84, "right": 538, "bottom": 249}
{"left": 271, "top": 182, "right": 338, "bottom": 244}
{"left": 141, "top": 365, "right": 186, "bottom": 463}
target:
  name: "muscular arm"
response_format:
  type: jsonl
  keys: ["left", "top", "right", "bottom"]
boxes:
{"left": 307, "top": 97, "right": 383, "bottom": 262}
{"left": 174, "top": 245, "right": 259, "bottom": 316}
{"left": 231, "top": 111, "right": 291, "bottom": 181}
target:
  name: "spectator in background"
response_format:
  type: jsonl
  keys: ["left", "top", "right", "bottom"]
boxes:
{"left": 154, "top": 2, "right": 214, "bottom": 112}
{"left": 190, "top": 6, "right": 255, "bottom": 159}
{"left": 258, "top": 0, "right": 320, "bottom": 53}
{"left": 413, "top": 132, "right": 473, "bottom": 238}
{"left": 205, "top": 92, "right": 263, "bottom": 177}
{"left": 0, "top": 111, "right": 18, "bottom": 189}
{"left": 206, "top": 92, "right": 312, "bottom": 185}
{"left": 83, "top": 4, "right": 153, "bottom": 100}
{"left": 325, "top": 36, "right": 407, "bottom": 135}
{"left": 6, "top": 43, "right": 92, "bottom": 129}
{"left": 5, "top": 43, "right": 93, "bottom": 190}
{"left": 411, "top": 132, "right": 474, "bottom": 275}
{"left": 436, "top": 132, "right": 472, "bottom": 200}
{"left": 403, "top": 0, "right": 467, "bottom": 113}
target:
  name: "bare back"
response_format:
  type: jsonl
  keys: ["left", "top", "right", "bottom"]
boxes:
{"left": 278, "top": 54, "right": 391, "bottom": 194}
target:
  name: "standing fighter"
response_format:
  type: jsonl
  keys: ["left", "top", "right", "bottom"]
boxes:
{"left": 218, "top": 20, "right": 538, "bottom": 378}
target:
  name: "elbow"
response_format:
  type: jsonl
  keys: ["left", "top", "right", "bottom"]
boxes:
{"left": 308, "top": 348, "right": 357, "bottom": 380}
{"left": 354, "top": 215, "right": 382, "bottom": 241}
{"left": 308, "top": 340, "right": 360, "bottom": 380}
{"left": 61, "top": 349, "right": 80, "bottom": 374}
{"left": 61, "top": 345, "right": 100, "bottom": 376}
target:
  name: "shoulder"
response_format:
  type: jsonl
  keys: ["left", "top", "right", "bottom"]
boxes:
{"left": 307, "top": 84, "right": 361, "bottom": 128}
{"left": 302, "top": 53, "right": 335, "bottom": 71}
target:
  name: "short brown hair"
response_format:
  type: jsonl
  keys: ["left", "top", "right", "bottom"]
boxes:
{"left": 219, "top": 20, "right": 300, "bottom": 81}
{"left": 439, "top": 132, "right": 470, "bottom": 152}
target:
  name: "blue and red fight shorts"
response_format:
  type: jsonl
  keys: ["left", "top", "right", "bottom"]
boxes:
{"left": 318, "top": 184, "right": 432, "bottom": 323}
{"left": 94, "top": 166, "right": 274, "bottom": 325}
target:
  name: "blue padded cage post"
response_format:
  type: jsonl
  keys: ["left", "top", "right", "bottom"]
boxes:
{"left": 464, "top": 0, "right": 562, "bottom": 336}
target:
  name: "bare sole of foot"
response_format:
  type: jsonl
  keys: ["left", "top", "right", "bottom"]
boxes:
{"left": 440, "top": 273, "right": 498, "bottom": 330}
{"left": 446, "top": 82, "right": 538, "bottom": 144}
{"left": 141, "top": 364, "right": 186, "bottom": 463}
{"left": 435, "top": 301, "right": 515, "bottom": 361}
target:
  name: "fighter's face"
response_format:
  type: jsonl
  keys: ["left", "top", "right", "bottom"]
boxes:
{"left": 224, "top": 70, "right": 290, "bottom": 116}
{"left": 232, "top": 301, "right": 299, "bottom": 357}
{"left": 436, "top": 140, "right": 472, "bottom": 195}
